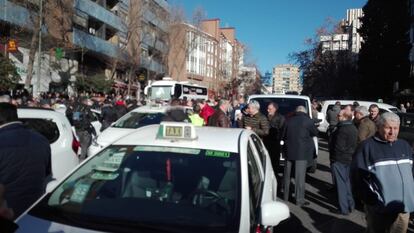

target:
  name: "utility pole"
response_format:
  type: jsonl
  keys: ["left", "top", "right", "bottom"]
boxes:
{"left": 35, "top": 0, "right": 43, "bottom": 97}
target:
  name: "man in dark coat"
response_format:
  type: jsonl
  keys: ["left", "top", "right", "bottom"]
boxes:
{"left": 330, "top": 109, "right": 358, "bottom": 215}
{"left": 326, "top": 101, "right": 341, "bottom": 137}
{"left": 283, "top": 105, "right": 318, "bottom": 206}
{"left": 263, "top": 102, "right": 285, "bottom": 176}
{"left": 163, "top": 98, "right": 190, "bottom": 123}
{"left": 0, "top": 103, "right": 51, "bottom": 218}
{"left": 100, "top": 99, "right": 118, "bottom": 132}
{"left": 208, "top": 99, "right": 231, "bottom": 128}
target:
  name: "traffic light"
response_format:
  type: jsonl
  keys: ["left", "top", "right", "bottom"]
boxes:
{"left": 55, "top": 47, "right": 63, "bottom": 60}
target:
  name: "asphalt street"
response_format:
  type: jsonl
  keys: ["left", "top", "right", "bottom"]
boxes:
{"left": 273, "top": 137, "right": 414, "bottom": 233}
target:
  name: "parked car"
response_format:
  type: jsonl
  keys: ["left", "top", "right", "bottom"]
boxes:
{"left": 247, "top": 94, "right": 319, "bottom": 172}
{"left": 17, "top": 107, "right": 81, "bottom": 188}
{"left": 397, "top": 112, "right": 414, "bottom": 148}
{"left": 88, "top": 104, "right": 190, "bottom": 156}
{"left": 16, "top": 122, "right": 289, "bottom": 232}
{"left": 317, "top": 100, "right": 399, "bottom": 134}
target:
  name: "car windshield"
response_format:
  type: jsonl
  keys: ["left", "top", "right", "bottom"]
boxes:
{"left": 251, "top": 97, "right": 310, "bottom": 119}
{"left": 29, "top": 145, "right": 241, "bottom": 233}
{"left": 150, "top": 86, "right": 172, "bottom": 100}
{"left": 112, "top": 112, "right": 165, "bottom": 129}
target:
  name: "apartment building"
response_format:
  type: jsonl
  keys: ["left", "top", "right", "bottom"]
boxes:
{"left": 320, "top": 8, "right": 363, "bottom": 54}
{"left": 0, "top": 0, "right": 169, "bottom": 94}
{"left": 168, "top": 18, "right": 244, "bottom": 97}
{"left": 346, "top": 8, "right": 363, "bottom": 53}
{"left": 272, "top": 64, "right": 301, "bottom": 94}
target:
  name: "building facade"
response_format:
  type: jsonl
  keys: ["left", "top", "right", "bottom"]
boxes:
{"left": 168, "top": 18, "right": 244, "bottom": 98}
{"left": 346, "top": 8, "right": 363, "bottom": 54}
{"left": 0, "top": 0, "right": 169, "bottom": 95}
{"left": 320, "top": 8, "right": 363, "bottom": 54}
{"left": 272, "top": 64, "right": 301, "bottom": 94}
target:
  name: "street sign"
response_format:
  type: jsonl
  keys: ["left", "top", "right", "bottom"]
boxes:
{"left": 7, "top": 39, "right": 17, "bottom": 53}
{"left": 138, "top": 74, "right": 146, "bottom": 82}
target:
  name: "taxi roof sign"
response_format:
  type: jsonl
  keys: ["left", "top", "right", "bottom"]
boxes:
{"left": 157, "top": 122, "right": 197, "bottom": 140}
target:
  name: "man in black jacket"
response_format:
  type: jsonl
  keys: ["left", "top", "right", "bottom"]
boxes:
{"left": 264, "top": 102, "right": 285, "bottom": 176}
{"left": 0, "top": 103, "right": 51, "bottom": 218}
{"left": 100, "top": 99, "right": 117, "bottom": 132}
{"left": 330, "top": 109, "right": 358, "bottom": 215}
{"left": 283, "top": 105, "right": 318, "bottom": 206}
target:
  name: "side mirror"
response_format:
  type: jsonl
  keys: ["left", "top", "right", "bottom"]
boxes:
{"left": 144, "top": 86, "right": 149, "bottom": 96}
{"left": 261, "top": 201, "right": 290, "bottom": 226}
{"left": 46, "top": 179, "right": 59, "bottom": 193}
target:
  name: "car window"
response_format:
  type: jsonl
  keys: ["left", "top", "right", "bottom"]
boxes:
{"left": 29, "top": 145, "right": 241, "bottom": 232}
{"left": 379, "top": 108, "right": 388, "bottom": 114}
{"left": 20, "top": 118, "right": 60, "bottom": 143}
{"left": 389, "top": 108, "right": 400, "bottom": 113}
{"left": 250, "top": 135, "right": 266, "bottom": 168}
{"left": 113, "top": 112, "right": 165, "bottom": 129}
{"left": 247, "top": 143, "right": 263, "bottom": 208}
{"left": 251, "top": 97, "right": 309, "bottom": 119}
{"left": 401, "top": 115, "right": 414, "bottom": 128}
{"left": 247, "top": 143, "right": 263, "bottom": 230}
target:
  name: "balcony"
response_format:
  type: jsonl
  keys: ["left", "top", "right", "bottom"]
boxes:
{"left": 154, "top": 0, "right": 169, "bottom": 13}
{"left": 73, "top": 28, "right": 127, "bottom": 61}
{"left": 74, "top": 0, "right": 127, "bottom": 33}
{"left": 0, "top": 0, "right": 33, "bottom": 28}
{"left": 140, "top": 55, "right": 165, "bottom": 73}
{"left": 141, "top": 34, "right": 167, "bottom": 53}
{"left": 143, "top": 10, "right": 168, "bottom": 33}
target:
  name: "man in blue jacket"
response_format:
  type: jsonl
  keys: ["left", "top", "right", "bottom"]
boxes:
{"left": 352, "top": 112, "right": 414, "bottom": 233}
{"left": 0, "top": 103, "right": 51, "bottom": 218}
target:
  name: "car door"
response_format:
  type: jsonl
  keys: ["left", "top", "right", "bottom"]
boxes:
{"left": 249, "top": 134, "right": 277, "bottom": 201}
{"left": 246, "top": 140, "right": 264, "bottom": 232}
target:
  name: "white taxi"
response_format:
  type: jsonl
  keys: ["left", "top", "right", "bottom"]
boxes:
{"left": 88, "top": 104, "right": 190, "bottom": 157}
{"left": 87, "top": 104, "right": 167, "bottom": 156}
{"left": 16, "top": 122, "right": 289, "bottom": 233}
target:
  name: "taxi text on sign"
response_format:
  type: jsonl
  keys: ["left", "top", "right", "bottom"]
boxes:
{"left": 165, "top": 126, "right": 182, "bottom": 137}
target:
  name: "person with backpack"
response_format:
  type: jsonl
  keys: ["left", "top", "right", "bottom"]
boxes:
{"left": 72, "top": 97, "right": 95, "bottom": 159}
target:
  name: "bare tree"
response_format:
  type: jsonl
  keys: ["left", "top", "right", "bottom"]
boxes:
{"left": 106, "top": 0, "right": 171, "bottom": 98}
{"left": 14, "top": 0, "right": 74, "bottom": 91}
{"left": 166, "top": 6, "right": 207, "bottom": 84}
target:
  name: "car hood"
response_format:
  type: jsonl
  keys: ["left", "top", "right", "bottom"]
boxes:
{"left": 97, "top": 127, "right": 134, "bottom": 146}
{"left": 16, "top": 214, "right": 102, "bottom": 233}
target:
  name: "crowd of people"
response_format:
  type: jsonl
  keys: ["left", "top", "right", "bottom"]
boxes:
{"left": 0, "top": 90, "right": 413, "bottom": 232}
{"left": 326, "top": 101, "right": 414, "bottom": 233}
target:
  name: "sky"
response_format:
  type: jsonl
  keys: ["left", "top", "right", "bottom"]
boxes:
{"left": 169, "top": 0, "right": 367, "bottom": 74}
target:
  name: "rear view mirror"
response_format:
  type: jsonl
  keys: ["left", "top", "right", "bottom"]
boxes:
{"left": 261, "top": 201, "right": 290, "bottom": 226}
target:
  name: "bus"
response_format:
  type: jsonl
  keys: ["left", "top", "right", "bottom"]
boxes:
{"left": 144, "top": 77, "right": 208, "bottom": 102}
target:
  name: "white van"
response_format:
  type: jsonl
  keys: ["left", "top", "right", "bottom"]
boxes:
{"left": 248, "top": 94, "right": 319, "bottom": 172}
{"left": 318, "top": 100, "right": 399, "bottom": 133}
